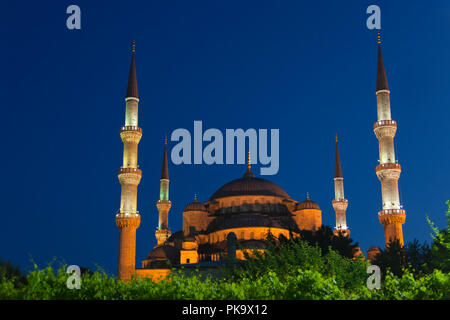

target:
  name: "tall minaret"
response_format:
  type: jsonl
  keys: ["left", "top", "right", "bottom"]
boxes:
{"left": 155, "top": 136, "right": 172, "bottom": 246}
{"left": 373, "top": 33, "right": 406, "bottom": 247}
{"left": 332, "top": 135, "right": 349, "bottom": 237}
{"left": 116, "top": 41, "right": 142, "bottom": 281}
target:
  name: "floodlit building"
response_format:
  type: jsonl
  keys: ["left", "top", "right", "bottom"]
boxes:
{"left": 115, "top": 37, "right": 405, "bottom": 281}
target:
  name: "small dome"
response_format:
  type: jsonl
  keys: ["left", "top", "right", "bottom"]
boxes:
{"left": 184, "top": 195, "right": 207, "bottom": 212}
{"left": 296, "top": 193, "right": 320, "bottom": 210}
{"left": 146, "top": 245, "right": 179, "bottom": 261}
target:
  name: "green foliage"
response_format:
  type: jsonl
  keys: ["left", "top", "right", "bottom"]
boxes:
{"left": 405, "top": 239, "right": 433, "bottom": 275}
{"left": 0, "top": 254, "right": 448, "bottom": 300}
{"left": 1, "top": 203, "right": 449, "bottom": 300}
{"left": 426, "top": 200, "right": 450, "bottom": 272}
{"left": 298, "top": 225, "right": 359, "bottom": 259}
{"left": 373, "top": 239, "right": 406, "bottom": 277}
{"left": 373, "top": 201, "right": 450, "bottom": 277}
{"left": 225, "top": 236, "right": 368, "bottom": 293}
{"left": 374, "top": 269, "right": 450, "bottom": 300}
{"left": 0, "top": 259, "right": 27, "bottom": 289}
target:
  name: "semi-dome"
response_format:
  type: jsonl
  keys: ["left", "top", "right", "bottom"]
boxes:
{"left": 210, "top": 168, "right": 289, "bottom": 200}
{"left": 296, "top": 193, "right": 320, "bottom": 210}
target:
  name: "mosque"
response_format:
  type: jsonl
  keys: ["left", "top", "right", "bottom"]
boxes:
{"left": 115, "top": 36, "right": 406, "bottom": 281}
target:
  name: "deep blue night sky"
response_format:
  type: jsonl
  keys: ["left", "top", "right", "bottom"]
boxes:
{"left": 1, "top": 1, "right": 449, "bottom": 275}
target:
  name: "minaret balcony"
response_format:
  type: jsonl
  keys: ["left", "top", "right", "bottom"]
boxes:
{"left": 376, "top": 163, "right": 401, "bottom": 172}
{"left": 373, "top": 120, "right": 397, "bottom": 139}
{"left": 378, "top": 209, "right": 406, "bottom": 226}
{"left": 376, "top": 163, "right": 401, "bottom": 180}
{"left": 378, "top": 209, "right": 405, "bottom": 216}
{"left": 118, "top": 167, "right": 142, "bottom": 185}
{"left": 373, "top": 120, "right": 396, "bottom": 130}
{"left": 120, "top": 126, "right": 142, "bottom": 133}
{"left": 120, "top": 127, "right": 143, "bottom": 144}
{"left": 116, "top": 211, "right": 140, "bottom": 218}
{"left": 115, "top": 213, "right": 141, "bottom": 228}
{"left": 118, "top": 167, "right": 142, "bottom": 175}
{"left": 333, "top": 227, "right": 350, "bottom": 238}
{"left": 332, "top": 198, "right": 348, "bottom": 203}
{"left": 332, "top": 199, "right": 348, "bottom": 211}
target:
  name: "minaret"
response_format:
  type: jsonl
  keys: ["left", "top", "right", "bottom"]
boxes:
{"left": 155, "top": 136, "right": 172, "bottom": 246}
{"left": 332, "top": 135, "right": 349, "bottom": 237}
{"left": 116, "top": 41, "right": 142, "bottom": 281}
{"left": 373, "top": 33, "right": 406, "bottom": 247}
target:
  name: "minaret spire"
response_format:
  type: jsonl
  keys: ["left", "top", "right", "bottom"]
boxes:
{"left": 161, "top": 136, "right": 169, "bottom": 180}
{"left": 332, "top": 135, "right": 349, "bottom": 237}
{"left": 116, "top": 43, "right": 143, "bottom": 281}
{"left": 156, "top": 137, "right": 172, "bottom": 246}
{"left": 334, "top": 134, "right": 343, "bottom": 178}
{"left": 376, "top": 33, "right": 389, "bottom": 92}
{"left": 126, "top": 41, "right": 139, "bottom": 99}
{"left": 373, "top": 36, "right": 406, "bottom": 247}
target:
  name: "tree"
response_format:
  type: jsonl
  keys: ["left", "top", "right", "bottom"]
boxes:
{"left": 372, "top": 239, "right": 406, "bottom": 277}
{"left": 0, "top": 259, "right": 27, "bottom": 288}
{"left": 427, "top": 201, "right": 450, "bottom": 272}
{"left": 298, "top": 225, "right": 360, "bottom": 259}
{"left": 404, "top": 239, "right": 432, "bottom": 275}
{"left": 373, "top": 201, "right": 450, "bottom": 277}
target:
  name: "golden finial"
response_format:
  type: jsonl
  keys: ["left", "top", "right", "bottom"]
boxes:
{"left": 336, "top": 133, "right": 338, "bottom": 143}
{"left": 247, "top": 151, "right": 251, "bottom": 170}
{"left": 132, "top": 40, "right": 136, "bottom": 53}
{"left": 194, "top": 193, "right": 197, "bottom": 201}
{"left": 306, "top": 192, "right": 310, "bottom": 200}
{"left": 164, "top": 135, "right": 167, "bottom": 145}
{"left": 377, "top": 32, "right": 381, "bottom": 45}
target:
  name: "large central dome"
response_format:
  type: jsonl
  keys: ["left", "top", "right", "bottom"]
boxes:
{"left": 210, "top": 169, "right": 289, "bottom": 200}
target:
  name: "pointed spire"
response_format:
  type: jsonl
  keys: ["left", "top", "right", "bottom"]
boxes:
{"left": 376, "top": 33, "right": 389, "bottom": 92}
{"left": 306, "top": 192, "right": 310, "bottom": 200}
{"left": 335, "top": 135, "right": 343, "bottom": 178}
{"left": 243, "top": 151, "right": 254, "bottom": 178}
{"left": 161, "top": 136, "right": 169, "bottom": 179}
{"left": 194, "top": 193, "right": 198, "bottom": 202}
{"left": 126, "top": 40, "right": 139, "bottom": 99}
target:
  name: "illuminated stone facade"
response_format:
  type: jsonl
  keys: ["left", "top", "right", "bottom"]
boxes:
{"left": 374, "top": 43, "right": 406, "bottom": 247}
{"left": 137, "top": 162, "right": 324, "bottom": 280}
{"left": 332, "top": 136, "right": 350, "bottom": 237}
{"left": 116, "top": 44, "right": 142, "bottom": 281}
{"left": 115, "top": 41, "right": 407, "bottom": 281}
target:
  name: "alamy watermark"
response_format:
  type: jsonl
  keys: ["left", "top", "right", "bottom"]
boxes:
{"left": 66, "top": 5, "right": 81, "bottom": 30}
{"left": 170, "top": 121, "right": 279, "bottom": 175}
{"left": 366, "top": 5, "right": 381, "bottom": 30}
{"left": 366, "top": 265, "right": 381, "bottom": 290}
{"left": 66, "top": 265, "right": 81, "bottom": 289}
